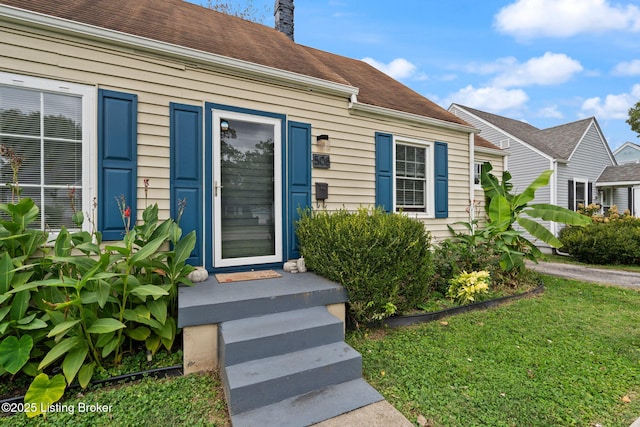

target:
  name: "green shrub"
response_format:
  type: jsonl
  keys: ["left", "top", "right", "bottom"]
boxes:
{"left": 559, "top": 218, "right": 640, "bottom": 265}
{"left": 296, "top": 207, "right": 433, "bottom": 325}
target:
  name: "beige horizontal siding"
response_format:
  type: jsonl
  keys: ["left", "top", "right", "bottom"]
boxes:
{"left": 2, "top": 20, "right": 473, "bottom": 242}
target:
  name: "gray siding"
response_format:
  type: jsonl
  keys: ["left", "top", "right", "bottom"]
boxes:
{"left": 450, "top": 106, "right": 552, "bottom": 244}
{"left": 556, "top": 122, "right": 615, "bottom": 210}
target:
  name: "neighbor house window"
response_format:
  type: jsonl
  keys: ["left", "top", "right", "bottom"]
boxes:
{"left": 0, "top": 73, "right": 95, "bottom": 231}
{"left": 600, "top": 187, "right": 613, "bottom": 213}
{"left": 395, "top": 139, "right": 433, "bottom": 214}
{"left": 474, "top": 161, "right": 489, "bottom": 186}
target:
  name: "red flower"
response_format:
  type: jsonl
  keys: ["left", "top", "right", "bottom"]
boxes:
{"left": 124, "top": 206, "right": 131, "bottom": 218}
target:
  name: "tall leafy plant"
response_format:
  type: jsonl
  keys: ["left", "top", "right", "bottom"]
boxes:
{"left": 479, "top": 163, "right": 591, "bottom": 271}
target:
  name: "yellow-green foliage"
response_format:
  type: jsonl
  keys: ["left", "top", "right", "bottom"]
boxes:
{"left": 447, "top": 270, "right": 491, "bottom": 304}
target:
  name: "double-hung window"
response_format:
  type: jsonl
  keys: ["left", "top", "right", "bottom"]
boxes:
{"left": 0, "top": 72, "right": 95, "bottom": 231}
{"left": 395, "top": 139, "right": 433, "bottom": 215}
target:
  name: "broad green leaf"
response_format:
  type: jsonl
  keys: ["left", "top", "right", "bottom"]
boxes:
{"left": 174, "top": 231, "right": 196, "bottom": 265}
{"left": 124, "top": 308, "right": 162, "bottom": 329}
{"left": 96, "top": 332, "right": 114, "bottom": 347}
{"left": 78, "top": 362, "right": 95, "bottom": 388}
{"left": 130, "top": 285, "right": 169, "bottom": 300}
{"left": 145, "top": 333, "right": 161, "bottom": 355}
{"left": 87, "top": 318, "right": 126, "bottom": 334}
{"left": 147, "top": 299, "right": 167, "bottom": 325}
{"left": 15, "top": 318, "right": 48, "bottom": 330}
{"left": 101, "top": 335, "right": 121, "bottom": 358}
{"left": 126, "top": 326, "right": 151, "bottom": 341}
{"left": 96, "top": 280, "right": 110, "bottom": 308}
{"left": 8, "top": 278, "right": 77, "bottom": 294}
{"left": 105, "top": 245, "right": 130, "bottom": 256}
{"left": 54, "top": 227, "right": 71, "bottom": 257}
{"left": 47, "top": 319, "right": 82, "bottom": 338}
{"left": 24, "top": 373, "right": 66, "bottom": 418}
{"left": 0, "top": 335, "right": 33, "bottom": 374}
{"left": 512, "top": 170, "right": 553, "bottom": 208}
{"left": 159, "top": 318, "right": 176, "bottom": 351}
{"left": 39, "top": 336, "right": 81, "bottom": 370}
{"left": 516, "top": 216, "right": 564, "bottom": 248}
{"left": 10, "top": 289, "right": 30, "bottom": 321}
{"left": 0, "top": 252, "right": 13, "bottom": 295}
{"left": 62, "top": 342, "right": 88, "bottom": 385}
{"left": 0, "top": 306, "right": 10, "bottom": 322}
{"left": 525, "top": 204, "right": 593, "bottom": 226}
{"left": 130, "top": 235, "right": 166, "bottom": 265}
{"left": 16, "top": 312, "right": 36, "bottom": 325}
{"left": 488, "top": 195, "right": 511, "bottom": 228}
{"left": 153, "top": 318, "right": 174, "bottom": 340}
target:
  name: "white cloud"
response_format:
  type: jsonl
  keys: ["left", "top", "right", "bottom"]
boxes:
{"left": 581, "top": 84, "right": 640, "bottom": 119}
{"left": 613, "top": 59, "right": 640, "bottom": 76}
{"left": 494, "top": 0, "right": 640, "bottom": 38}
{"left": 446, "top": 85, "right": 529, "bottom": 112}
{"left": 361, "top": 57, "right": 419, "bottom": 80}
{"left": 492, "top": 52, "right": 583, "bottom": 87}
{"left": 537, "top": 105, "right": 564, "bottom": 119}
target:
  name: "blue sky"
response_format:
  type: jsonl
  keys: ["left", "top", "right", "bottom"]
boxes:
{"left": 196, "top": 0, "right": 640, "bottom": 150}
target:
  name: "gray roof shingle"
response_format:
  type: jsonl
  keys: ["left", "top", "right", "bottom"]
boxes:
{"left": 597, "top": 162, "right": 640, "bottom": 184}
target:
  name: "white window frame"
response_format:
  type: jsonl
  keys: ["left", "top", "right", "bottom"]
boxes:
{"left": 0, "top": 72, "right": 96, "bottom": 233}
{"left": 394, "top": 136, "right": 434, "bottom": 218}
{"left": 572, "top": 178, "right": 588, "bottom": 211}
{"left": 474, "top": 161, "right": 490, "bottom": 189}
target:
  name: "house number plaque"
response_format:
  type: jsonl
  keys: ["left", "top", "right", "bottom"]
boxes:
{"left": 312, "top": 153, "right": 330, "bottom": 169}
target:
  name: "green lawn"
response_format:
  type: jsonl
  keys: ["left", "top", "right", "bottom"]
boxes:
{"left": 347, "top": 275, "right": 640, "bottom": 427}
{"left": 5, "top": 276, "right": 640, "bottom": 427}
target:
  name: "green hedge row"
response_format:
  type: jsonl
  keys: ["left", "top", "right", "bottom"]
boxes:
{"left": 559, "top": 218, "right": 640, "bottom": 265}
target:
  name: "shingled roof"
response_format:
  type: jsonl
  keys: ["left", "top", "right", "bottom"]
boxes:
{"left": 453, "top": 104, "right": 597, "bottom": 161}
{"left": 0, "top": 0, "right": 472, "bottom": 130}
{"left": 597, "top": 162, "right": 640, "bottom": 184}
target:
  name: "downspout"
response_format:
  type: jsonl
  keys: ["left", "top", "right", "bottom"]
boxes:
{"left": 469, "top": 132, "right": 475, "bottom": 229}
{"left": 550, "top": 159, "right": 557, "bottom": 237}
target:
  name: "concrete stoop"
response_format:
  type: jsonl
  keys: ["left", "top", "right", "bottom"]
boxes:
{"left": 178, "top": 271, "right": 383, "bottom": 426}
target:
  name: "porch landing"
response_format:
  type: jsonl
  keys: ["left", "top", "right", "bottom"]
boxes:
{"left": 178, "top": 270, "right": 384, "bottom": 427}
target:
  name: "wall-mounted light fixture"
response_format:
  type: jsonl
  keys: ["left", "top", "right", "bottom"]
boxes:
{"left": 220, "top": 120, "right": 229, "bottom": 132}
{"left": 316, "top": 134, "right": 330, "bottom": 150}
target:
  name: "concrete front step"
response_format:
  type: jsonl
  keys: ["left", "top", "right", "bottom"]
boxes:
{"left": 178, "top": 271, "right": 348, "bottom": 327}
{"left": 231, "top": 378, "right": 384, "bottom": 427}
{"left": 219, "top": 307, "right": 344, "bottom": 366}
{"left": 223, "top": 342, "right": 363, "bottom": 415}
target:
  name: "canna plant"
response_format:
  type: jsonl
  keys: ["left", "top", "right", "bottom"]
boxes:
{"left": 0, "top": 195, "right": 195, "bottom": 417}
{"left": 479, "top": 163, "right": 591, "bottom": 271}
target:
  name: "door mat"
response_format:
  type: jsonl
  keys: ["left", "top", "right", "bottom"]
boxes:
{"left": 215, "top": 270, "right": 282, "bottom": 283}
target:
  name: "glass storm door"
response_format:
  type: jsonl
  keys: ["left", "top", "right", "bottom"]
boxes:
{"left": 212, "top": 111, "right": 282, "bottom": 267}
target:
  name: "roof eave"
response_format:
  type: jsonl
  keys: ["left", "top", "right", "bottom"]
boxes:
{"left": 475, "top": 146, "right": 508, "bottom": 157}
{"left": 0, "top": 4, "right": 360, "bottom": 98}
{"left": 596, "top": 180, "right": 640, "bottom": 186}
{"left": 350, "top": 101, "right": 477, "bottom": 134}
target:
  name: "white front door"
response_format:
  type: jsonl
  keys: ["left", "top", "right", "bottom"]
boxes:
{"left": 634, "top": 186, "right": 640, "bottom": 217}
{"left": 212, "top": 111, "right": 282, "bottom": 267}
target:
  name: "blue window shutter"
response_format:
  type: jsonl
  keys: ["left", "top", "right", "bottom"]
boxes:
{"left": 375, "top": 132, "right": 393, "bottom": 212}
{"left": 170, "top": 103, "right": 203, "bottom": 266}
{"left": 434, "top": 141, "right": 448, "bottom": 218}
{"left": 98, "top": 89, "right": 137, "bottom": 241}
{"left": 287, "top": 121, "right": 311, "bottom": 259}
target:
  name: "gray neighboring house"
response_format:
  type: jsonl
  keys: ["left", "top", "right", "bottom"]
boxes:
{"left": 613, "top": 141, "right": 640, "bottom": 164}
{"left": 448, "top": 104, "right": 630, "bottom": 241}
{"left": 596, "top": 163, "right": 640, "bottom": 216}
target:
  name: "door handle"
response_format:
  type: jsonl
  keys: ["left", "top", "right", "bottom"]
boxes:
{"left": 214, "top": 180, "right": 223, "bottom": 197}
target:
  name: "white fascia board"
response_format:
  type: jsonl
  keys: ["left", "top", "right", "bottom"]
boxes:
{"left": 596, "top": 180, "right": 640, "bottom": 187}
{"left": 350, "top": 101, "right": 477, "bottom": 134}
{"left": 0, "top": 4, "right": 360, "bottom": 98}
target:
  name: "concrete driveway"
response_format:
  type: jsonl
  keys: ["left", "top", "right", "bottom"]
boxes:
{"left": 527, "top": 260, "right": 640, "bottom": 290}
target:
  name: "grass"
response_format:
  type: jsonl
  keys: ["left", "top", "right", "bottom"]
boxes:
{"left": 1, "top": 371, "right": 229, "bottom": 427}
{"left": 347, "top": 275, "right": 640, "bottom": 427}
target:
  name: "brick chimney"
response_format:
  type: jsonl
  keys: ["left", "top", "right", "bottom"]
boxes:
{"left": 274, "top": 0, "right": 294, "bottom": 41}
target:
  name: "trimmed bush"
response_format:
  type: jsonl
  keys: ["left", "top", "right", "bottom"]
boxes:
{"left": 559, "top": 218, "right": 640, "bottom": 265}
{"left": 296, "top": 207, "right": 433, "bottom": 325}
